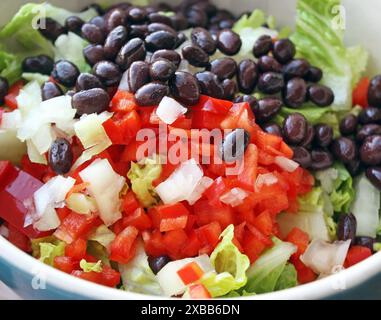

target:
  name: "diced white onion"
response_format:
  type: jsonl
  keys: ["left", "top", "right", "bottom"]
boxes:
{"left": 88, "top": 225, "right": 116, "bottom": 251}
{"left": 31, "top": 123, "right": 56, "bottom": 154}
{"left": 220, "top": 187, "right": 249, "bottom": 207}
{"left": 16, "top": 81, "right": 42, "bottom": 116}
{"left": 155, "top": 159, "right": 204, "bottom": 204}
{"left": 255, "top": 173, "right": 278, "bottom": 192}
{"left": 26, "top": 140, "right": 47, "bottom": 165}
{"left": 187, "top": 176, "right": 214, "bottom": 205}
{"left": 157, "top": 255, "right": 214, "bottom": 297}
{"left": 156, "top": 96, "right": 187, "bottom": 125}
{"left": 274, "top": 156, "right": 299, "bottom": 172}
{"left": 79, "top": 159, "right": 125, "bottom": 226}
{"left": 66, "top": 193, "right": 97, "bottom": 215}
{"left": 301, "top": 239, "right": 351, "bottom": 275}
{"left": 75, "top": 113, "right": 112, "bottom": 149}
{"left": 0, "top": 110, "right": 22, "bottom": 130}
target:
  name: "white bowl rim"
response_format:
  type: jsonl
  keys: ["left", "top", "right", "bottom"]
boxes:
{"left": 1, "top": 234, "right": 380, "bottom": 300}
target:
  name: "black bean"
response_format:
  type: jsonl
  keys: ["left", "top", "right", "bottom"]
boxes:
{"left": 104, "top": 26, "right": 128, "bottom": 60}
{"left": 314, "top": 124, "right": 333, "bottom": 148}
{"left": 300, "top": 123, "right": 315, "bottom": 148}
{"left": 191, "top": 28, "right": 216, "bottom": 55}
{"left": 211, "top": 9, "right": 235, "bottom": 23}
{"left": 237, "top": 59, "right": 258, "bottom": 94}
{"left": 0, "top": 77, "right": 9, "bottom": 104}
{"left": 89, "top": 16, "right": 106, "bottom": 32}
{"left": 93, "top": 61, "right": 122, "bottom": 87}
{"left": 129, "top": 24, "right": 149, "bottom": 39}
{"left": 145, "top": 31, "right": 177, "bottom": 51}
{"left": 257, "top": 56, "right": 282, "bottom": 73}
{"left": 283, "top": 113, "right": 308, "bottom": 145}
{"left": 52, "top": 60, "right": 80, "bottom": 87}
{"left": 182, "top": 45, "right": 209, "bottom": 68}
{"left": 148, "top": 12, "right": 173, "bottom": 26}
{"left": 356, "top": 124, "right": 381, "bottom": 143}
{"left": 283, "top": 59, "right": 310, "bottom": 80}
{"left": 170, "top": 13, "right": 189, "bottom": 31}
{"left": 310, "top": 149, "right": 334, "bottom": 170}
{"left": 75, "top": 73, "right": 104, "bottom": 91}
{"left": 360, "top": 135, "right": 381, "bottom": 166}
{"left": 332, "top": 137, "right": 357, "bottom": 164}
{"left": 127, "top": 7, "right": 147, "bottom": 24}
{"left": 39, "top": 18, "right": 66, "bottom": 41}
{"left": 305, "top": 66, "right": 323, "bottom": 83}
{"left": 254, "top": 97, "right": 282, "bottom": 124}
{"left": 262, "top": 123, "right": 282, "bottom": 137}
{"left": 135, "top": 82, "right": 169, "bottom": 106}
{"left": 368, "top": 75, "right": 381, "bottom": 108}
{"left": 220, "top": 129, "right": 250, "bottom": 162}
{"left": 366, "top": 167, "right": 381, "bottom": 190}
{"left": 81, "top": 23, "right": 105, "bottom": 45}
{"left": 258, "top": 72, "right": 284, "bottom": 94}
{"left": 151, "top": 50, "right": 181, "bottom": 68}
{"left": 83, "top": 44, "right": 106, "bottom": 66}
{"left": 104, "top": 8, "right": 127, "bottom": 33}
{"left": 49, "top": 138, "right": 73, "bottom": 175}
{"left": 22, "top": 55, "right": 54, "bottom": 75}
{"left": 148, "top": 255, "right": 171, "bottom": 275}
{"left": 195, "top": 71, "right": 224, "bottom": 99}
{"left": 41, "top": 81, "right": 63, "bottom": 101}
{"left": 72, "top": 88, "right": 110, "bottom": 116}
{"left": 222, "top": 79, "right": 237, "bottom": 100}
{"left": 355, "top": 237, "right": 375, "bottom": 252}
{"left": 340, "top": 114, "right": 358, "bottom": 136}
{"left": 192, "top": 1, "right": 218, "bottom": 17}
{"left": 337, "top": 213, "right": 357, "bottom": 244}
{"left": 358, "top": 107, "right": 381, "bottom": 125}
{"left": 218, "top": 19, "right": 234, "bottom": 30}
{"left": 185, "top": 8, "right": 208, "bottom": 28}
{"left": 150, "top": 59, "right": 176, "bottom": 82}
{"left": 233, "top": 95, "right": 257, "bottom": 111}
{"left": 217, "top": 30, "right": 242, "bottom": 56}
{"left": 127, "top": 61, "right": 150, "bottom": 93}
{"left": 65, "top": 16, "right": 84, "bottom": 35}
{"left": 283, "top": 78, "right": 307, "bottom": 108}
{"left": 273, "top": 39, "right": 296, "bottom": 64}
{"left": 346, "top": 159, "right": 362, "bottom": 177}
{"left": 253, "top": 35, "right": 273, "bottom": 58}
{"left": 292, "top": 146, "right": 312, "bottom": 168}
{"left": 169, "top": 71, "right": 200, "bottom": 105}
{"left": 308, "top": 84, "right": 335, "bottom": 107}
{"left": 175, "top": 32, "right": 187, "bottom": 48}
{"left": 116, "top": 38, "right": 146, "bottom": 70}
{"left": 147, "top": 23, "right": 177, "bottom": 36}
{"left": 209, "top": 58, "right": 237, "bottom": 80}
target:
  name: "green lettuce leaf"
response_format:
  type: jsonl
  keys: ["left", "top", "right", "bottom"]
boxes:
{"left": 88, "top": 225, "right": 115, "bottom": 251}
{"left": 127, "top": 157, "right": 162, "bottom": 208}
{"left": 274, "top": 263, "right": 298, "bottom": 291}
{"left": 291, "top": 0, "right": 368, "bottom": 112}
{"left": 233, "top": 10, "right": 266, "bottom": 31}
{"left": 119, "top": 241, "right": 162, "bottom": 295}
{"left": 199, "top": 225, "right": 250, "bottom": 297}
{"left": 22, "top": 72, "right": 50, "bottom": 85}
{"left": 244, "top": 238, "right": 296, "bottom": 294}
{"left": 87, "top": 241, "right": 111, "bottom": 266}
{"left": 37, "top": 240, "right": 65, "bottom": 266}
{"left": 80, "top": 259, "right": 102, "bottom": 273}
{"left": 0, "top": 51, "right": 22, "bottom": 84}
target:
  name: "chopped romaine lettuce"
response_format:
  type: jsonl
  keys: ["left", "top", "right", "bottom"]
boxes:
{"left": 274, "top": 263, "right": 298, "bottom": 291}
{"left": 31, "top": 236, "right": 65, "bottom": 266}
{"left": 88, "top": 225, "right": 116, "bottom": 251}
{"left": 199, "top": 225, "right": 250, "bottom": 297}
{"left": 244, "top": 238, "right": 296, "bottom": 294}
{"left": 127, "top": 157, "right": 162, "bottom": 208}
{"left": 0, "top": 51, "right": 22, "bottom": 84}
{"left": 80, "top": 259, "right": 102, "bottom": 273}
{"left": 21, "top": 72, "right": 50, "bottom": 85}
{"left": 233, "top": 10, "right": 266, "bottom": 31}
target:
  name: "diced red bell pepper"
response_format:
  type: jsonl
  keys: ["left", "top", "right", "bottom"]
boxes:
{"left": 143, "top": 230, "right": 167, "bottom": 257}
{"left": 56, "top": 207, "right": 71, "bottom": 221}
{"left": 253, "top": 210, "right": 273, "bottom": 237}
{"left": 292, "top": 259, "right": 317, "bottom": 284}
{"left": 177, "top": 261, "right": 204, "bottom": 285}
{"left": 54, "top": 256, "right": 80, "bottom": 274}
{"left": 195, "top": 222, "right": 221, "bottom": 255}
{"left": 110, "top": 90, "right": 137, "bottom": 113}
{"left": 71, "top": 266, "right": 121, "bottom": 287}
{"left": 188, "top": 284, "right": 212, "bottom": 299}
{"left": 122, "top": 191, "right": 140, "bottom": 214}
{"left": 122, "top": 207, "right": 152, "bottom": 231}
{"left": 148, "top": 202, "right": 190, "bottom": 232}
{"left": 182, "top": 230, "right": 201, "bottom": 257}
{"left": 109, "top": 226, "right": 139, "bottom": 264}
{"left": 163, "top": 229, "right": 189, "bottom": 259}
{"left": 0, "top": 161, "right": 48, "bottom": 239}
{"left": 242, "top": 224, "right": 272, "bottom": 263}
{"left": 54, "top": 212, "right": 101, "bottom": 244}
{"left": 203, "top": 177, "right": 230, "bottom": 207}
{"left": 352, "top": 77, "right": 370, "bottom": 108}
{"left": 7, "top": 224, "right": 32, "bottom": 252}
{"left": 286, "top": 227, "right": 310, "bottom": 259}
{"left": 4, "top": 80, "right": 23, "bottom": 110}
{"left": 65, "top": 238, "right": 87, "bottom": 260}
{"left": 20, "top": 155, "right": 49, "bottom": 181}
{"left": 220, "top": 102, "right": 256, "bottom": 137}
{"left": 193, "top": 199, "right": 234, "bottom": 230}
{"left": 237, "top": 144, "right": 258, "bottom": 191}
{"left": 344, "top": 246, "right": 372, "bottom": 268}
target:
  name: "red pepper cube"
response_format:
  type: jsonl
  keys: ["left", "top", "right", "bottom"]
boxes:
{"left": 149, "top": 202, "right": 190, "bottom": 232}
{"left": 177, "top": 262, "right": 204, "bottom": 285}
{"left": 188, "top": 284, "right": 212, "bottom": 299}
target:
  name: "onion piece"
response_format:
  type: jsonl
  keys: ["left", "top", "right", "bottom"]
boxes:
{"left": 157, "top": 255, "right": 214, "bottom": 297}
{"left": 220, "top": 187, "right": 249, "bottom": 207}
{"left": 187, "top": 176, "right": 214, "bottom": 205}
{"left": 66, "top": 193, "right": 97, "bottom": 215}
{"left": 26, "top": 140, "right": 47, "bottom": 165}
{"left": 156, "top": 96, "right": 187, "bottom": 125}
{"left": 255, "top": 173, "right": 278, "bottom": 192}
{"left": 300, "top": 239, "right": 351, "bottom": 275}
{"left": 274, "top": 156, "right": 299, "bottom": 172}
{"left": 0, "top": 110, "right": 22, "bottom": 130}
{"left": 79, "top": 159, "right": 125, "bottom": 226}
{"left": 155, "top": 159, "right": 204, "bottom": 204}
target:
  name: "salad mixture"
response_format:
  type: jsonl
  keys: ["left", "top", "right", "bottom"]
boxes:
{"left": 0, "top": 0, "right": 381, "bottom": 299}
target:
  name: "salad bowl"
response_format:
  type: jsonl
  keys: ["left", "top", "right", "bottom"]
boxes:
{"left": 1, "top": 0, "right": 381, "bottom": 300}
